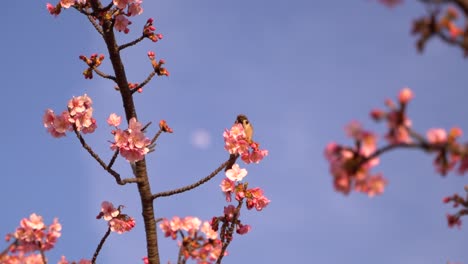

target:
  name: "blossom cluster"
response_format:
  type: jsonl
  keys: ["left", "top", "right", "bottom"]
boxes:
{"left": 108, "top": 115, "right": 151, "bottom": 162}
{"left": 443, "top": 187, "right": 468, "bottom": 229}
{"left": 148, "top": 51, "right": 170, "bottom": 77}
{"left": 43, "top": 94, "right": 97, "bottom": 138}
{"left": 159, "top": 216, "right": 224, "bottom": 264}
{"left": 221, "top": 122, "right": 270, "bottom": 209}
{"left": 79, "top": 53, "right": 105, "bottom": 79}
{"left": 325, "top": 88, "right": 468, "bottom": 198}
{"left": 57, "top": 256, "right": 91, "bottom": 264}
{"left": 143, "top": 18, "right": 163, "bottom": 42}
{"left": 1, "top": 214, "right": 61, "bottom": 263}
{"left": 324, "top": 122, "right": 386, "bottom": 197}
{"left": 211, "top": 205, "right": 251, "bottom": 238}
{"left": 46, "top": 0, "right": 144, "bottom": 34}
{"left": 412, "top": 5, "right": 468, "bottom": 55}
{"left": 223, "top": 123, "right": 268, "bottom": 164}
{"left": 96, "top": 201, "right": 136, "bottom": 234}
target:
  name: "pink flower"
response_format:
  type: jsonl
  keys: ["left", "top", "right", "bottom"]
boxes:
{"left": 220, "top": 178, "right": 235, "bottom": 202}
{"left": 223, "top": 123, "right": 249, "bottom": 155}
{"left": 236, "top": 223, "right": 251, "bottom": 235}
{"left": 7, "top": 214, "right": 62, "bottom": 253}
{"left": 246, "top": 187, "right": 270, "bottom": 211}
{"left": 223, "top": 205, "right": 237, "bottom": 221}
{"left": 159, "top": 218, "right": 177, "bottom": 239}
{"left": 225, "top": 164, "right": 247, "bottom": 181}
{"left": 128, "top": 1, "right": 143, "bottom": 16}
{"left": 96, "top": 201, "right": 120, "bottom": 221}
{"left": 43, "top": 109, "right": 71, "bottom": 138}
{"left": 107, "top": 113, "right": 122, "bottom": 127}
{"left": 46, "top": 3, "right": 61, "bottom": 16}
{"left": 58, "top": 256, "right": 92, "bottom": 264}
{"left": 113, "top": 0, "right": 129, "bottom": 9}
{"left": 115, "top": 14, "right": 131, "bottom": 33}
{"left": 426, "top": 128, "right": 447, "bottom": 144}
{"left": 109, "top": 216, "right": 136, "bottom": 234}
{"left": 398, "top": 87, "right": 413, "bottom": 104}
{"left": 201, "top": 222, "right": 218, "bottom": 240}
{"left": 60, "top": 0, "right": 76, "bottom": 8}
{"left": 110, "top": 118, "right": 151, "bottom": 162}
{"left": 67, "top": 94, "right": 97, "bottom": 133}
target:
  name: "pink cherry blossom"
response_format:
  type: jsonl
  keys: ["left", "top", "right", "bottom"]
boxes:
{"left": 96, "top": 201, "right": 120, "bottom": 221}
{"left": 225, "top": 164, "right": 247, "bottom": 181}
{"left": 109, "top": 216, "right": 136, "bottom": 234}
{"left": 60, "top": 0, "right": 76, "bottom": 8}
{"left": 6, "top": 214, "right": 62, "bottom": 253}
{"left": 115, "top": 15, "right": 131, "bottom": 33}
{"left": 43, "top": 109, "right": 71, "bottom": 138}
{"left": 426, "top": 128, "right": 447, "bottom": 144}
{"left": 201, "top": 222, "right": 218, "bottom": 240}
{"left": 223, "top": 123, "right": 249, "bottom": 155}
{"left": 107, "top": 113, "right": 122, "bottom": 127}
{"left": 113, "top": 0, "right": 129, "bottom": 9}
{"left": 58, "top": 256, "right": 92, "bottom": 264}
{"left": 246, "top": 187, "right": 270, "bottom": 211}
{"left": 128, "top": 0, "right": 143, "bottom": 16}
{"left": 220, "top": 178, "right": 235, "bottom": 202}
{"left": 67, "top": 94, "right": 97, "bottom": 133}
{"left": 110, "top": 118, "right": 151, "bottom": 162}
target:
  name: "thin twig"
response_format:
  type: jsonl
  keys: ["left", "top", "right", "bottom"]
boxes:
{"left": 91, "top": 227, "right": 111, "bottom": 264}
{"left": 152, "top": 160, "right": 230, "bottom": 200}
{"left": 39, "top": 248, "right": 47, "bottom": 264}
{"left": 73, "top": 127, "right": 139, "bottom": 185}
{"left": 151, "top": 129, "right": 163, "bottom": 145}
{"left": 132, "top": 72, "right": 156, "bottom": 94}
{"left": 119, "top": 35, "right": 146, "bottom": 51}
{"left": 107, "top": 149, "right": 120, "bottom": 170}
{"left": 92, "top": 67, "right": 117, "bottom": 81}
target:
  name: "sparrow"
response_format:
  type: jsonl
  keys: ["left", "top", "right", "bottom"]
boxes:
{"left": 225, "top": 114, "right": 254, "bottom": 171}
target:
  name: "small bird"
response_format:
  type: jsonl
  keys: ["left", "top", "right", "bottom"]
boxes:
{"left": 225, "top": 114, "right": 254, "bottom": 171}
{"left": 236, "top": 114, "right": 254, "bottom": 144}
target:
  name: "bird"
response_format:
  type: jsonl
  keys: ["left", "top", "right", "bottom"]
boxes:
{"left": 225, "top": 114, "right": 254, "bottom": 171}
{"left": 236, "top": 114, "right": 253, "bottom": 144}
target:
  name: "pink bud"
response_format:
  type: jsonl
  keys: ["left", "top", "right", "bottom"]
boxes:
{"left": 398, "top": 88, "right": 413, "bottom": 104}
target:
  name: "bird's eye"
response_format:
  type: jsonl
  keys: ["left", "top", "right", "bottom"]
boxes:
{"left": 244, "top": 120, "right": 249, "bottom": 125}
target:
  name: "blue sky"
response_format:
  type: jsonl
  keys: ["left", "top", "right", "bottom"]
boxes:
{"left": 1, "top": 1, "right": 468, "bottom": 263}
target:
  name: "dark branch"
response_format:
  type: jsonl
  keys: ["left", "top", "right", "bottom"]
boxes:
{"left": 132, "top": 71, "right": 156, "bottom": 94}
{"left": 119, "top": 35, "right": 146, "bottom": 51}
{"left": 91, "top": 66, "right": 117, "bottom": 81}
{"left": 216, "top": 200, "right": 243, "bottom": 264}
{"left": 91, "top": 227, "right": 111, "bottom": 264}
{"left": 72, "top": 127, "right": 139, "bottom": 185}
{"left": 152, "top": 160, "right": 230, "bottom": 200}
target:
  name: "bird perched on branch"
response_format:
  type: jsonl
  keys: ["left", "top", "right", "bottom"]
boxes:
{"left": 225, "top": 114, "right": 254, "bottom": 171}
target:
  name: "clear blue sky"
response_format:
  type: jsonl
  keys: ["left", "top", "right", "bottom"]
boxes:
{"left": 1, "top": 1, "right": 468, "bottom": 263}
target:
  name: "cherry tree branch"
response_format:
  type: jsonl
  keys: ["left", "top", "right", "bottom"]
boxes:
{"left": 72, "top": 127, "right": 139, "bottom": 185}
{"left": 88, "top": 1, "right": 161, "bottom": 262}
{"left": 92, "top": 66, "right": 116, "bottom": 81}
{"left": 132, "top": 71, "right": 156, "bottom": 94}
{"left": 216, "top": 200, "right": 243, "bottom": 264}
{"left": 119, "top": 35, "right": 146, "bottom": 51}
{"left": 91, "top": 227, "right": 111, "bottom": 264}
{"left": 152, "top": 160, "right": 230, "bottom": 200}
